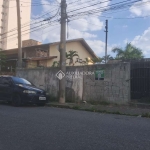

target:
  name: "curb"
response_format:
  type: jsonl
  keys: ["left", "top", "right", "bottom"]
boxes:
{"left": 46, "top": 103, "right": 150, "bottom": 118}
{"left": 129, "top": 102, "right": 150, "bottom": 109}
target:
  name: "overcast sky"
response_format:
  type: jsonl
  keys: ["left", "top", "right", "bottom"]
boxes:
{"left": 30, "top": 0, "right": 150, "bottom": 58}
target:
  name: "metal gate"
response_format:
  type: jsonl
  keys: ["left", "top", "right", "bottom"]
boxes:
{"left": 131, "top": 59, "right": 150, "bottom": 103}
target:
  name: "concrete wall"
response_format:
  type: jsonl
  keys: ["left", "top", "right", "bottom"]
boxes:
{"left": 16, "top": 63, "right": 130, "bottom": 104}
{"left": 16, "top": 67, "right": 83, "bottom": 102}
{"left": 82, "top": 63, "right": 130, "bottom": 104}
{"left": 17, "top": 68, "right": 59, "bottom": 98}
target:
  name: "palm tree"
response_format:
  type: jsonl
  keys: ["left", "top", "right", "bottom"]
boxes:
{"left": 112, "top": 43, "right": 144, "bottom": 60}
{"left": 66, "top": 52, "right": 69, "bottom": 60}
{"left": 102, "top": 55, "right": 113, "bottom": 63}
{"left": 91, "top": 57, "right": 102, "bottom": 64}
{"left": 67, "top": 50, "right": 79, "bottom": 66}
{"left": 82, "top": 57, "right": 102, "bottom": 65}
{"left": 52, "top": 61, "right": 59, "bottom": 67}
{"left": 84, "top": 58, "right": 93, "bottom": 65}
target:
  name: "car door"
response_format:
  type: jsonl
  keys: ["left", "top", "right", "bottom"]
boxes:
{"left": 2, "top": 77, "right": 13, "bottom": 100}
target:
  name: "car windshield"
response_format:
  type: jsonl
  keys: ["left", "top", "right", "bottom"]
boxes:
{"left": 12, "top": 77, "right": 33, "bottom": 85}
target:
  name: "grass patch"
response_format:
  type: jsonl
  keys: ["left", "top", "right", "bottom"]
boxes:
{"left": 72, "top": 105, "right": 80, "bottom": 110}
{"left": 89, "top": 101, "right": 110, "bottom": 106}
{"left": 142, "top": 113, "right": 150, "bottom": 118}
{"left": 112, "top": 111, "right": 121, "bottom": 115}
{"left": 46, "top": 103, "right": 150, "bottom": 118}
{"left": 48, "top": 94, "right": 58, "bottom": 102}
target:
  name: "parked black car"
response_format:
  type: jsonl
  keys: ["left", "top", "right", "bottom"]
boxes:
{"left": 0, "top": 76, "right": 48, "bottom": 106}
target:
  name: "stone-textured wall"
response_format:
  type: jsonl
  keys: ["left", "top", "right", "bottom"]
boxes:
{"left": 16, "top": 63, "right": 130, "bottom": 104}
{"left": 16, "top": 67, "right": 84, "bottom": 102}
{"left": 17, "top": 68, "right": 59, "bottom": 99}
{"left": 82, "top": 63, "right": 130, "bottom": 104}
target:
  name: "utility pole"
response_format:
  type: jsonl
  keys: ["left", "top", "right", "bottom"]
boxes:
{"left": 59, "top": 0, "right": 67, "bottom": 104}
{"left": 104, "top": 20, "right": 108, "bottom": 64}
{"left": 16, "top": 0, "right": 22, "bottom": 68}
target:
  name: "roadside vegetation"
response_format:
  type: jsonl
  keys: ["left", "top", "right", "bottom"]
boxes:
{"left": 52, "top": 43, "right": 144, "bottom": 66}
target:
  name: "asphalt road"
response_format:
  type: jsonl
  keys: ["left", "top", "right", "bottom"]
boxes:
{"left": 0, "top": 104, "right": 150, "bottom": 150}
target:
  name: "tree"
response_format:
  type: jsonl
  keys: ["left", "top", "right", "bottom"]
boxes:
{"left": 67, "top": 50, "right": 79, "bottom": 66}
{"left": 101, "top": 55, "right": 113, "bottom": 63}
{"left": 91, "top": 57, "right": 102, "bottom": 64}
{"left": 84, "top": 57, "right": 102, "bottom": 64}
{"left": 52, "top": 61, "right": 59, "bottom": 67}
{"left": 112, "top": 43, "right": 144, "bottom": 60}
{"left": 51, "top": 50, "right": 79, "bottom": 67}
{"left": 83, "top": 58, "right": 93, "bottom": 65}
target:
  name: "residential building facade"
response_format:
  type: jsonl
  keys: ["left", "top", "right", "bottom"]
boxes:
{"left": 0, "top": 0, "right": 31, "bottom": 50}
{"left": 22, "top": 39, "right": 42, "bottom": 48}
{"left": 1, "top": 38, "right": 98, "bottom": 71}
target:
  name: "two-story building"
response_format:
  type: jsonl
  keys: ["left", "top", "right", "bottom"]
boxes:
{"left": 0, "top": 38, "right": 98, "bottom": 72}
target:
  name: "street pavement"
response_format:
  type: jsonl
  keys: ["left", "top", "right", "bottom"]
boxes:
{"left": 0, "top": 104, "right": 150, "bottom": 150}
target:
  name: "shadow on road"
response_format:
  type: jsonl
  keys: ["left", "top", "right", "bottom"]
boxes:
{"left": 0, "top": 100, "right": 45, "bottom": 107}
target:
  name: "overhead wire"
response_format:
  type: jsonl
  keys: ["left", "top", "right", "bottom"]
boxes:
{"left": 67, "top": 0, "right": 141, "bottom": 14}
{"left": 7, "top": 23, "right": 60, "bottom": 44}
{"left": 67, "top": 0, "right": 148, "bottom": 20}
{"left": 0, "top": 5, "right": 60, "bottom": 36}
{"left": 1, "top": 13, "right": 60, "bottom": 40}
{"left": 2, "top": 0, "right": 150, "bottom": 44}
{"left": 0, "top": 6, "right": 60, "bottom": 44}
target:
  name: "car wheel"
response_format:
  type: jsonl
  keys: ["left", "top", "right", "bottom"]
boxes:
{"left": 12, "top": 95, "right": 22, "bottom": 107}
{"left": 37, "top": 103, "right": 45, "bottom": 106}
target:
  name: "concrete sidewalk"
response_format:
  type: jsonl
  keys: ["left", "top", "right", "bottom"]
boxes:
{"left": 46, "top": 102, "right": 150, "bottom": 117}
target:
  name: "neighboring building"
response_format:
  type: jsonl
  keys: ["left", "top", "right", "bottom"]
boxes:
{"left": 48, "top": 38, "right": 97, "bottom": 67}
{"left": 22, "top": 39, "right": 42, "bottom": 47}
{"left": 0, "top": 0, "right": 31, "bottom": 50}
{"left": 1, "top": 38, "right": 98, "bottom": 71}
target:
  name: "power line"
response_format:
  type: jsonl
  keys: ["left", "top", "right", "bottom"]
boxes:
{"left": 10, "top": 0, "right": 59, "bottom": 5}
{"left": 67, "top": 0, "right": 141, "bottom": 14}
{"left": 7, "top": 24, "right": 60, "bottom": 44}
{"left": 4, "top": 21, "right": 60, "bottom": 43}
{"left": 68, "top": 0, "right": 110, "bottom": 11}
{"left": 67, "top": 0, "right": 148, "bottom": 20}
{"left": 0, "top": 7, "right": 60, "bottom": 36}
{"left": 2, "top": 0, "right": 150, "bottom": 45}
{"left": 1, "top": 18, "right": 60, "bottom": 40}
{"left": 0, "top": 8, "right": 60, "bottom": 41}
{"left": 5, "top": 4, "right": 59, "bottom": 8}
{"left": 2, "top": 0, "right": 148, "bottom": 39}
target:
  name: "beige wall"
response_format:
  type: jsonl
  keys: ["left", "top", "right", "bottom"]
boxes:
{"left": 48, "top": 41, "right": 93, "bottom": 67}
{"left": 0, "top": 0, "right": 31, "bottom": 50}
{"left": 27, "top": 61, "right": 37, "bottom": 68}
{"left": 26, "top": 60, "right": 48, "bottom": 68}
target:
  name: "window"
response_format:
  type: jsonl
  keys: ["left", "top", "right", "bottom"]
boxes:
{"left": 3, "top": 78, "right": 10, "bottom": 84}
{"left": 12, "top": 77, "right": 33, "bottom": 85}
{"left": 0, "top": 77, "right": 11, "bottom": 85}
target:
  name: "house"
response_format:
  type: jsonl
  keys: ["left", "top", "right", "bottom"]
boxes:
{"left": 22, "top": 39, "right": 42, "bottom": 47}
{"left": 0, "top": 38, "right": 98, "bottom": 71}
